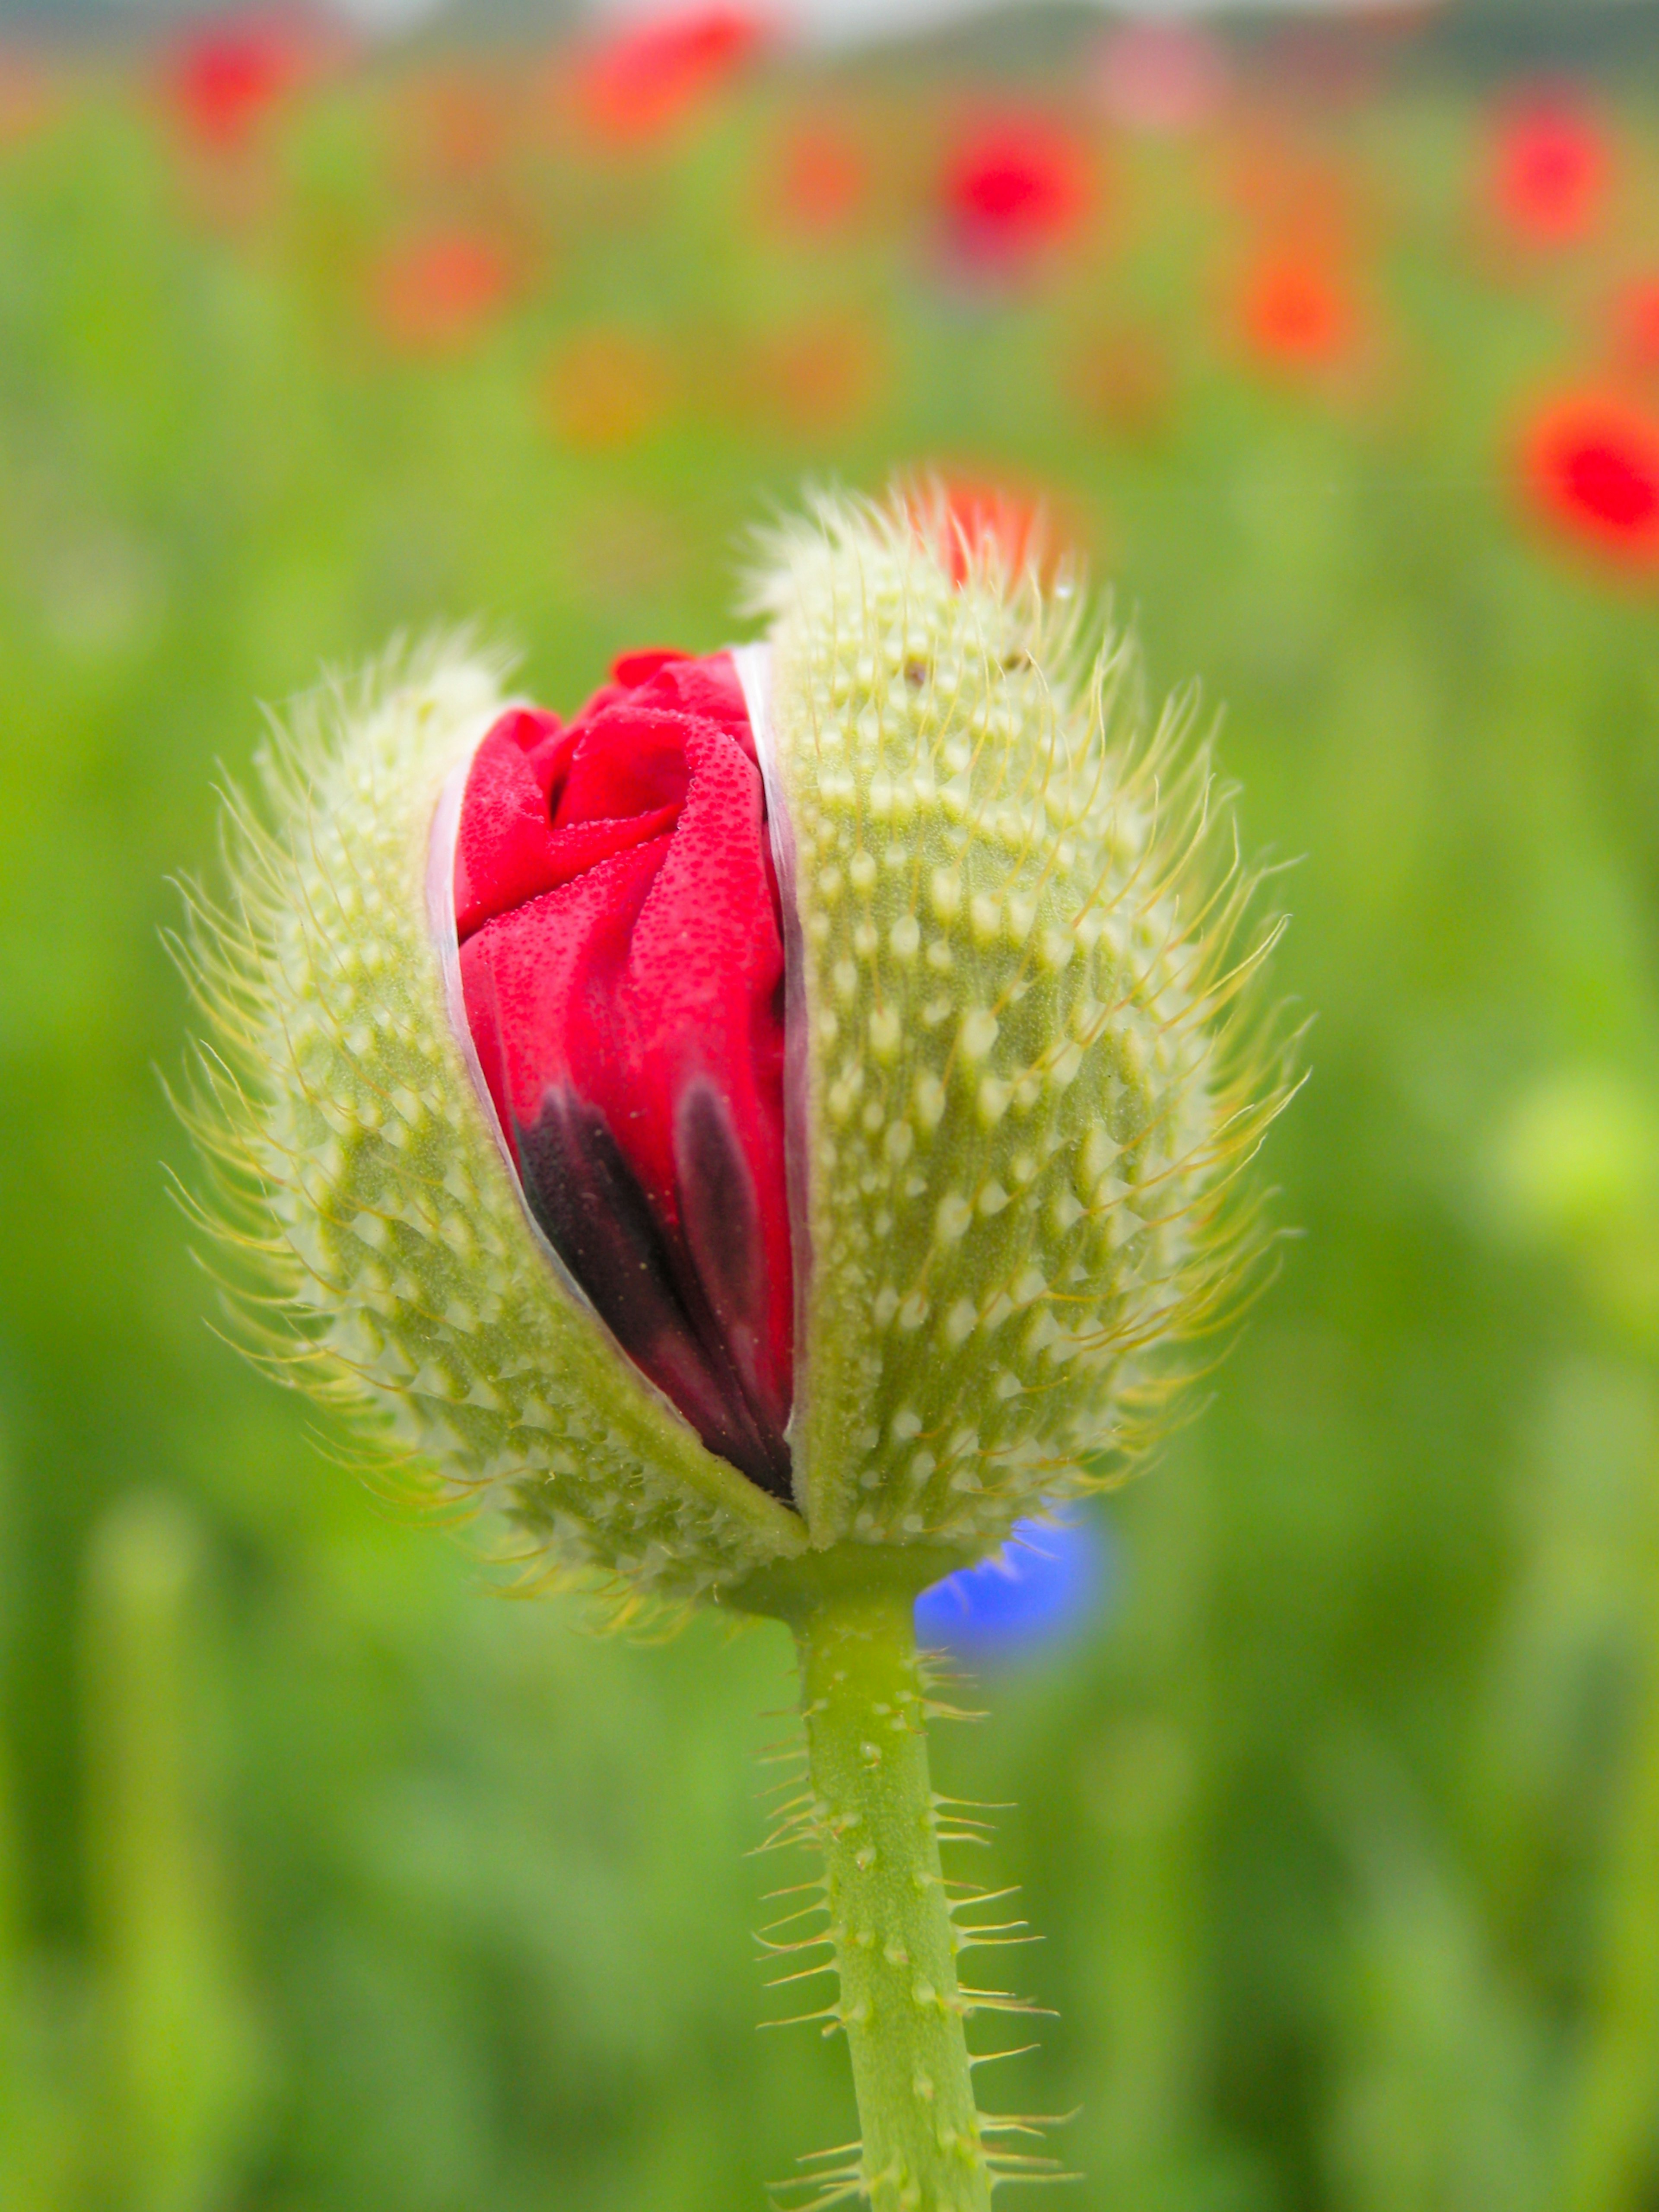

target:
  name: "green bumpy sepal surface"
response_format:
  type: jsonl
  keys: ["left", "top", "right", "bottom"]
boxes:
{"left": 750, "top": 497, "right": 1283, "bottom": 1555}
{"left": 176, "top": 642, "right": 806, "bottom": 1613}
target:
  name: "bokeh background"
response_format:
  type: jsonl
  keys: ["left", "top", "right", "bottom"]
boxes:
{"left": 3, "top": 0, "right": 1659, "bottom": 2206}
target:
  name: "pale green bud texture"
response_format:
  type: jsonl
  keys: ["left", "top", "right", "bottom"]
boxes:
{"left": 182, "top": 650, "right": 807, "bottom": 1614}
{"left": 755, "top": 499, "right": 1268, "bottom": 1557}
{"left": 181, "top": 495, "right": 1278, "bottom": 1614}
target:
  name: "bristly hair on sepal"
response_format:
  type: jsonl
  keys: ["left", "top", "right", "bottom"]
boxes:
{"left": 169, "top": 489, "right": 1298, "bottom": 1614}
{"left": 738, "top": 480, "right": 1300, "bottom": 1557}
{"left": 167, "top": 633, "right": 809, "bottom": 1625}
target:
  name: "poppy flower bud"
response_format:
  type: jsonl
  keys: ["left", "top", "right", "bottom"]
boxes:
{"left": 180, "top": 490, "right": 1283, "bottom": 1613}
{"left": 451, "top": 650, "right": 795, "bottom": 1500}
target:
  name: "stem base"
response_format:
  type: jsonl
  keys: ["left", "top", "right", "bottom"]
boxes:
{"left": 791, "top": 1583, "right": 993, "bottom": 2212}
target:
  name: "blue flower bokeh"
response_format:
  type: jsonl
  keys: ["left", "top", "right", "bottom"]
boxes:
{"left": 915, "top": 1513, "right": 1113, "bottom": 1665}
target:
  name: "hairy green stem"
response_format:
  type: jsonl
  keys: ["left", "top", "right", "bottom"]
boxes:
{"left": 790, "top": 1577, "right": 993, "bottom": 2212}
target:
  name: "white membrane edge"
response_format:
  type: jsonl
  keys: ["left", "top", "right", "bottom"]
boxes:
{"left": 731, "top": 640, "right": 813, "bottom": 1500}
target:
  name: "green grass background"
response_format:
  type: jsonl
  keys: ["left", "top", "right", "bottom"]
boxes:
{"left": 2, "top": 20, "right": 1659, "bottom": 2210}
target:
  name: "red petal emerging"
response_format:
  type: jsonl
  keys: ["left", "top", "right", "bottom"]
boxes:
{"left": 455, "top": 652, "right": 794, "bottom": 1499}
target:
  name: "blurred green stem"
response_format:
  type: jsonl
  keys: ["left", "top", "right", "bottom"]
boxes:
{"left": 84, "top": 1496, "right": 267, "bottom": 2212}
{"left": 1559, "top": 1530, "right": 1659, "bottom": 2212}
{"left": 786, "top": 1575, "right": 992, "bottom": 2212}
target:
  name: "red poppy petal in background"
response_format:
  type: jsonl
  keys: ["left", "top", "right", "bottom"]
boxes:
{"left": 909, "top": 472, "right": 1073, "bottom": 588}
{"left": 575, "top": 5, "right": 772, "bottom": 143}
{"left": 374, "top": 229, "right": 516, "bottom": 352}
{"left": 1489, "top": 90, "right": 1611, "bottom": 248}
{"left": 1521, "top": 392, "right": 1659, "bottom": 567}
{"left": 168, "top": 19, "right": 299, "bottom": 151}
{"left": 940, "top": 109, "right": 1093, "bottom": 273}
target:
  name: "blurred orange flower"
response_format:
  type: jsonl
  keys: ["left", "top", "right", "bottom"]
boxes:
{"left": 772, "top": 120, "right": 868, "bottom": 234}
{"left": 575, "top": 6, "right": 771, "bottom": 144}
{"left": 1488, "top": 91, "right": 1611, "bottom": 249}
{"left": 1064, "top": 325, "right": 1176, "bottom": 441}
{"left": 1611, "top": 277, "right": 1659, "bottom": 379}
{"left": 373, "top": 229, "right": 516, "bottom": 353}
{"left": 1217, "top": 127, "right": 1362, "bottom": 261}
{"left": 1521, "top": 391, "right": 1659, "bottom": 567}
{"left": 741, "top": 313, "right": 887, "bottom": 441}
{"left": 939, "top": 110, "right": 1094, "bottom": 278}
{"left": 394, "top": 65, "right": 521, "bottom": 186}
{"left": 544, "top": 327, "right": 673, "bottom": 449}
{"left": 0, "top": 48, "right": 53, "bottom": 146}
{"left": 1239, "top": 251, "right": 1357, "bottom": 369}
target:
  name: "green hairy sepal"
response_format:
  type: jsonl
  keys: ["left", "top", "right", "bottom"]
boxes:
{"left": 747, "top": 493, "right": 1287, "bottom": 1562}
{"left": 174, "top": 500, "right": 1286, "bottom": 1613}
{"left": 172, "top": 640, "right": 807, "bottom": 1620}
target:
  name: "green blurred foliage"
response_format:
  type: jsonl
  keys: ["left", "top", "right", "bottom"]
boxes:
{"left": 1, "top": 15, "right": 1658, "bottom": 2209}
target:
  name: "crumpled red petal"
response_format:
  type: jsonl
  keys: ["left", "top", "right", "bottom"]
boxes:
{"left": 454, "top": 651, "right": 795, "bottom": 1500}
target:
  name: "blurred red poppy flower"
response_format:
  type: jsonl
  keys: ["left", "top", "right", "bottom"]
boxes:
{"left": 1239, "top": 251, "right": 1357, "bottom": 369}
{"left": 166, "top": 19, "right": 302, "bottom": 152}
{"left": 373, "top": 229, "right": 516, "bottom": 353}
{"left": 575, "top": 6, "right": 771, "bottom": 144}
{"left": 1489, "top": 91, "right": 1610, "bottom": 248}
{"left": 455, "top": 651, "right": 793, "bottom": 1494}
{"left": 939, "top": 110, "right": 1093, "bottom": 277}
{"left": 1521, "top": 392, "right": 1659, "bottom": 566}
